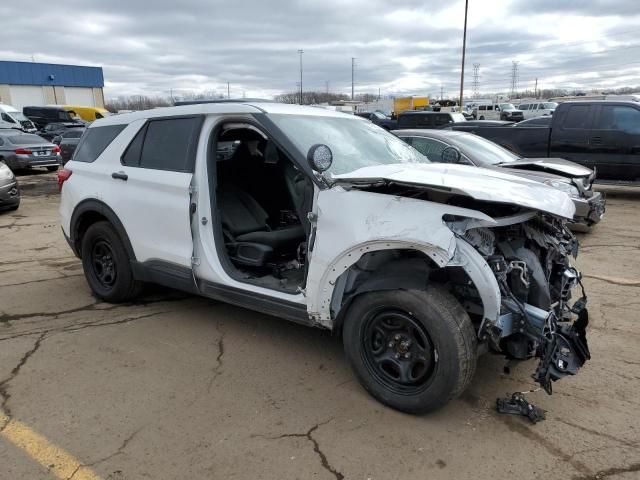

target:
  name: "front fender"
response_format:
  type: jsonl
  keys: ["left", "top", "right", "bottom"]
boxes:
{"left": 306, "top": 187, "right": 498, "bottom": 328}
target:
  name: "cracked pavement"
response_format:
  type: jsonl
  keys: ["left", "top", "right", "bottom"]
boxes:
{"left": 0, "top": 172, "right": 639, "bottom": 479}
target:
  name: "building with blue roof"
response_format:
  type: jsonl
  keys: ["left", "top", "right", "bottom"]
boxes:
{"left": 0, "top": 61, "right": 105, "bottom": 108}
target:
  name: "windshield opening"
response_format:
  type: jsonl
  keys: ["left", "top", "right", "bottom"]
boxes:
{"left": 268, "top": 114, "right": 427, "bottom": 176}
{"left": 499, "top": 103, "right": 517, "bottom": 111}
{"left": 449, "top": 133, "right": 520, "bottom": 165}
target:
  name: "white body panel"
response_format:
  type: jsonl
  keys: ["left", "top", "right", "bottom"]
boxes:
{"left": 305, "top": 187, "right": 501, "bottom": 326}
{"left": 61, "top": 120, "right": 193, "bottom": 267}
{"left": 332, "top": 163, "right": 576, "bottom": 219}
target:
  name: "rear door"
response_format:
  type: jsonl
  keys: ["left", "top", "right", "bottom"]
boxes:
{"left": 549, "top": 103, "right": 595, "bottom": 168}
{"left": 589, "top": 104, "right": 640, "bottom": 181}
{"left": 106, "top": 116, "right": 203, "bottom": 268}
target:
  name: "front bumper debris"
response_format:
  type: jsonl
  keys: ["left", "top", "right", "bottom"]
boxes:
{"left": 572, "top": 191, "right": 605, "bottom": 228}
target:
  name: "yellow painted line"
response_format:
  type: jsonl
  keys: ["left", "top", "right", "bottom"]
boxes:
{"left": 1, "top": 412, "right": 102, "bottom": 480}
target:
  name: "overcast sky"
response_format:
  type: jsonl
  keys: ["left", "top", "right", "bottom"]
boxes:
{"left": 0, "top": 0, "right": 638, "bottom": 99}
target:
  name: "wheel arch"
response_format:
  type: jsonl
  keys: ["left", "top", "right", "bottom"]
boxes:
{"left": 311, "top": 239, "right": 501, "bottom": 337}
{"left": 70, "top": 199, "right": 136, "bottom": 261}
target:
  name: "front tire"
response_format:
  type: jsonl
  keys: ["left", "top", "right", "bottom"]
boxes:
{"left": 81, "top": 221, "right": 142, "bottom": 302}
{"left": 342, "top": 286, "right": 477, "bottom": 414}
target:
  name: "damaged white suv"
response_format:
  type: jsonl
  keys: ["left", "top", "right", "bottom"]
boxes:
{"left": 59, "top": 102, "right": 590, "bottom": 413}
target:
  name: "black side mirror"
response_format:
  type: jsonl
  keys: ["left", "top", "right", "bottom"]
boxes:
{"left": 441, "top": 146, "right": 462, "bottom": 164}
{"left": 307, "top": 144, "right": 333, "bottom": 172}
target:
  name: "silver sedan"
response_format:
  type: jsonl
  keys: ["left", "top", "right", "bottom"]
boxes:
{"left": 0, "top": 130, "right": 61, "bottom": 171}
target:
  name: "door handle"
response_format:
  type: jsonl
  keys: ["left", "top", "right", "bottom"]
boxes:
{"left": 111, "top": 171, "right": 128, "bottom": 181}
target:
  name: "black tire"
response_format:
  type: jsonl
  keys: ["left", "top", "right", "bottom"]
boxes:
{"left": 342, "top": 285, "right": 477, "bottom": 414}
{"left": 479, "top": 115, "right": 485, "bottom": 120}
{"left": 81, "top": 221, "right": 142, "bottom": 302}
{"left": 47, "top": 166, "right": 59, "bottom": 172}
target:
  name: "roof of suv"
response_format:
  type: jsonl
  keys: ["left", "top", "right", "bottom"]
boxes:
{"left": 94, "top": 102, "right": 354, "bottom": 127}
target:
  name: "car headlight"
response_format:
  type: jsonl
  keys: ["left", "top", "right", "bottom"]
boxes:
{"left": 0, "top": 163, "right": 14, "bottom": 181}
{"left": 545, "top": 179, "right": 580, "bottom": 198}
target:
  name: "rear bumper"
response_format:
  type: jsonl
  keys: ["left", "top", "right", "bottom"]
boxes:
{"left": 0, "top": 181, "right": 20, "bottom": 210}
{"left": 571, "top": 191, "right": 605, "bottom": 228}
{"left": 4, "top": 154, "right": 61, "bottom": 169}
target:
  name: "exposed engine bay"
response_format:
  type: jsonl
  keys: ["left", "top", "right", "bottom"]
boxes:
{"left": 448, "top": 211, "right": 591, "bottom": 394}
{"left": 351, "top": 181, "right": 591, "bottom": 396}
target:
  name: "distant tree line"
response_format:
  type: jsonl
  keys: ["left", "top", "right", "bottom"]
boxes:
{"left": 106, "top": 84, "right": 640, "bottom": 112}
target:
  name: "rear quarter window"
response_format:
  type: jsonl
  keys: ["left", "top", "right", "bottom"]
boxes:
{"left": 72, "top": 125, "right": 126, "bottom": 163}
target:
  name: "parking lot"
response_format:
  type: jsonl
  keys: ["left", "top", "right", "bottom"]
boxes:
{"left": 0, "top": 171, "right": 638, "bottom": 480}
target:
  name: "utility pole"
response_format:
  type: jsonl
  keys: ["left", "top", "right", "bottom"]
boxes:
{"left": 227, "top": 82, "right": 230, "bottom": 99}
{"left": 534, "top": 78, "right": 538, "bottom": 99}
{"left": 472, "top": 63, "right": 480, "bottom": 99}
{"left": 458, "top": 0, "right": 469, "bottom": 109}
{"left": 351, "top": 58, "right": 356, "bottom": 100}
{"left": 326, "top": 80, "right": 329, "bottom": 94}
{"left": 510, "top": 61, "right": 519, "bottom": 99}
{"left": 298, "top": 49, "right": 304, "bottom": 104}
{"left": 440, "top": 85, "right": 444, "bottom": 101}
{"left": 378, "top": 87, "right": 381, "bottom": 101}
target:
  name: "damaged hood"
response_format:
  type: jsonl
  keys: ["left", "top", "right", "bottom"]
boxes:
{"left": 499, "top": 157, "right": 593, "bottom": 178}
{"left": 331, "top": 163, "right": 576, "bottom": 219}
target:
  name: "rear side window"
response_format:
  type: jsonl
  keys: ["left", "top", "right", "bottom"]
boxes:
{"left": 434, "top": 114, "right": 452, "bottom": 126}
{"left": 597, "top": 106, "right": 640, "bottom": 134}
{"left": 121, "top": 117, "right": 200, "bottom": 172}
{"left": 73, "top": 125, "right": 126, "bottom": 163}
{"left": 563, "top": 105, "right": 591, "bottom": 129}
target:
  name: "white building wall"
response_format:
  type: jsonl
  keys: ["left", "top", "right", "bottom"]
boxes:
{"left": 9, "top": 85, "right": 45, "bottom": 108}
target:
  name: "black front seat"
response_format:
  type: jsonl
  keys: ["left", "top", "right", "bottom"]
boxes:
{"left": 218, "top": 183, "right": 304, "bottom": 267}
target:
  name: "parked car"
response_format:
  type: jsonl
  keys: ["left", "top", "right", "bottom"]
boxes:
{"left": 473, "top": 103, "right": 524, "bottom": 122}
{"left": 395, "top": 129, "right": 604, "bottom": 230}
{"left": 514, "top": 116, "right": 553, "bottom": 127}
{"left": 450, "top": 100, "right": 640, "bottom": 183}
{"left": 395, "top": 111, "right": 467, "bottom": 129}
{"left": 0, "top": 161, "right": 20, "bottom": 211}
{"left": 39, "top": 122, "right": 86, "bottom": 142}
{"left": 0, "top": 131, "right": 61, "bottom": 171}
{"left": 440, "top": 120, "right": 515, "bottom": 129}
{"left": 354, "top": 111, "right": 397, "bottom": 130}
{"left": 59, "top": 102, "right": 589, "bottom": 413}
{"left": 53, "top": 128, "right": 86, "bottom": 164}
{"left": 23, "top": 106, "right": 83, "bottom": 130}
{"left": 61, "top": 105, "right": 112, "bottom": 122}
{"left": 0, "top": 104, "right": 37, "bottom": 133}
{"left": 518, "top": 101, "right": 558, "bottom": 119}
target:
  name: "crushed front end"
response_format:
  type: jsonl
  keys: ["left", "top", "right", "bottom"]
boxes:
{"left": 449, "top": 212, "right": 591, "bottom": 394}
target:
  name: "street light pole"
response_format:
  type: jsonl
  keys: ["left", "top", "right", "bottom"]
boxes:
{"left": 458, "top": 0, "right": 469, "bottom": 110}
{"left": 351, "top": 57, "right": 356, "bottom": 100}
{"left": 298, "top": 49, "right": 304, "bottom": 104}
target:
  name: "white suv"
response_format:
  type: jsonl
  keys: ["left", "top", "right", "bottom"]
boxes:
{"left": 59, "top": 102, "right": 590, "bottom": 413}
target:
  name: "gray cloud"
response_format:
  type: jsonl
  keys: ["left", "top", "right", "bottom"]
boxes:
{"left": 0, "top": 0, "right": 638, "bottom": 99}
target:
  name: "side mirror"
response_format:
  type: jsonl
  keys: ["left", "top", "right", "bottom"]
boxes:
{"left": 441, "top": 146, "right": 462, "bottom": 164}
{"left": 307, "top": 144, "right": 333, "bottom": 172}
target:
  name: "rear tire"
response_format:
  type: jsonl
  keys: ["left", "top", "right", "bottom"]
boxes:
{"left": 342, "top": 285, "right": 477, "bottom": 414}
{"left": 81, "top": 221, "right": 142, "bottom": 302}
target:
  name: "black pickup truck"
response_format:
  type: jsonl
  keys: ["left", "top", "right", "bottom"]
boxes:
{"left": 450, "top": 100, "right": 640, "bottom": 182}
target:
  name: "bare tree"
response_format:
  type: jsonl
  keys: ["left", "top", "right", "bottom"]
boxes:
{"left": 275, "top": 90, "right": 350, "bottom": 105}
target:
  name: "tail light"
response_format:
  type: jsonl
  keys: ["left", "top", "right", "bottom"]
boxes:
{"left": 52, "top": 145, "right": 61, "bottom": 153}
{"left": 57, "top": 168, "right": 72, "bottom": 192}
{"left": 15, "top": 148, "right": 32, "bottom": 154}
